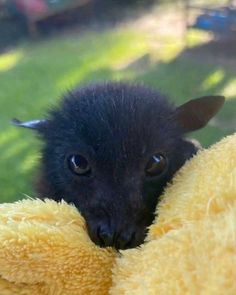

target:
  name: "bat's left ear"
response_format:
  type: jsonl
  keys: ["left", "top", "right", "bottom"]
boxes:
{"left": 11, "top": 118, "right": 48, "bottom": 132}
{"left": 175, "top": 95, "right": 225, "bottom": 133}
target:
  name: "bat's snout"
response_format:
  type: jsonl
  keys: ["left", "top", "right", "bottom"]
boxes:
{"left": 87, "top": 221, "right": 146, "bottom": 250}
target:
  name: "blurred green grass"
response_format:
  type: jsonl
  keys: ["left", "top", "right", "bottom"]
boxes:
{"left": 0, "top": 27, "right": 235, "bottom": 203}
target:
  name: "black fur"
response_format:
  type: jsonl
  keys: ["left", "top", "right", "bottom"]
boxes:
{"left": 34, "top": 82, "right": 201, "bottom": 249}
{"left": 13, "top": 82, "right": 225, "bottom": 249}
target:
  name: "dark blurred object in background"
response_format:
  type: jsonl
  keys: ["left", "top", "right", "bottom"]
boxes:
{"left": 1, "top": 0, "right": 155, "bottom": 32}
{"left": 0, "top": 0, "right": 99, "bottom": 51}
{"left": 0, "top": 0, "right": 155, "bottom": 50}
{"left": 4, "top": 0, "right": 92, "bottom": 37}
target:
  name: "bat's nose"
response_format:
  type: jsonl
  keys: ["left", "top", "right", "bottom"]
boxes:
{"left": 97, "top": 225, "right": 115, "bottom": 247}
{"left": 89, "top": 223, "right": 137, "bottom": 250}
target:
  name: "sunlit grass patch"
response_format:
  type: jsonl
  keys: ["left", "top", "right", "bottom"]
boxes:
{"left": 186, "top": 29, "right": 212, "bottom": 48}
{"left": 148, "top": 29, "right": 212, "bottom": 63}
{"left": 151, "top": 38, "right": 184, "bottom": 62}
{"left": 222, "top": 78, "right": 236, "bottom": 99}
{"left": 0, "top": 50, "right": 23, "bottom": 72}
{"left": 202, "top": 69, "right": 225, "bottom": 91}
{"left": 57, "top": 30, "right": 148, "bottom": 89}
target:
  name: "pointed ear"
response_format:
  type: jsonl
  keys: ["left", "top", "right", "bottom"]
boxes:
{"left": 11, "top": 118, "right": 48, "bottom": 131}
{"left": 175, "top": 95, "right": 225, "bottom": 133}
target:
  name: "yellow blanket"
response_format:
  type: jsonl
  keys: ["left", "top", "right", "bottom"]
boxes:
{"left": 0, "top": 133, "right": 235, "bottom": 295}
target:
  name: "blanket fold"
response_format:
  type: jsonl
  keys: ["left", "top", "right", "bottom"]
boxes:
{"left": 0, "top": 133, "right": 235, "bottom": 295}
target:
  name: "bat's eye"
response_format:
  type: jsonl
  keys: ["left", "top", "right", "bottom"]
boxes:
{"left": 68, "top": 154, "right": 91, "bottom": 176}
{"left": 145, "top": 154, "right": 167, "bottom": 176}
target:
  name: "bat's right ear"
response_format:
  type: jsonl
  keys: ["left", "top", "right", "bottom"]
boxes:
{"left": 11, "top": 118, "right": 48, "bottom": 132}
{"left": 175, "top": 95, "right": 225, "bottom": 133}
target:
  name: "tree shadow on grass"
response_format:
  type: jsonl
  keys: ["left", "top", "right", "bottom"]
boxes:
{"left": 85, "top": 55, "right": 236, "bottom": 146}
{"left": 77, "top": 40, "right": 236, "bottom": 145}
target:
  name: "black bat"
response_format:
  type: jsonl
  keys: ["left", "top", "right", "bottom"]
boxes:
{"left": 13, "top": 82, "right": 224, "bottom": 250}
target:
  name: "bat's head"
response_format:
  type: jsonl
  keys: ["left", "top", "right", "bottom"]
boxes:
{"left": 13, "top": 82, "right": 224, "bottom": 249}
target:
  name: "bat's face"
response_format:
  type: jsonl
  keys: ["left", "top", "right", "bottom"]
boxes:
{"left": 14, "top": 82, "right": 224, "bottom": 250}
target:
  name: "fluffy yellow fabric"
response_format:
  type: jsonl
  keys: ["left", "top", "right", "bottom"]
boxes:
{"left": 0, "top": 200, "right": 116, "bottom": 295}
{"left": 111, "top": 133, "right": 236, "bottom": 295}
{"left": 0, "top": 134, "right": 235, "bottom": 295}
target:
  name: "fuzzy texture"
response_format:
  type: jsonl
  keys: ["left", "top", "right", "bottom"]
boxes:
{"left": 0, "top": 133, "right": 235, "bottom": 295}
{"left": 0, "top": 199, "right": 116, "bottom": 295}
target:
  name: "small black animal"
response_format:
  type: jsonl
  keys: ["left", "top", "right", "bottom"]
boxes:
{"left": 13, "top": 82, "right": 224, "bottom": 250}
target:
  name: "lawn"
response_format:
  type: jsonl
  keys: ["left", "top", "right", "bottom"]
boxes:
{"left": 0, "top": 18, "right": 235, "bottom": 203}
